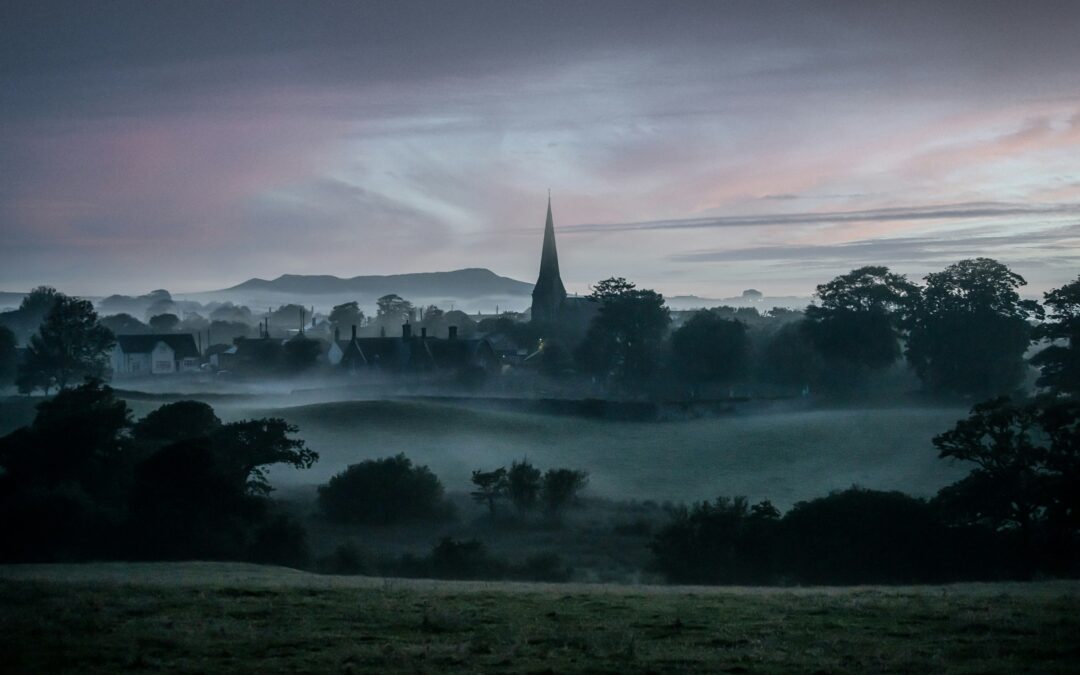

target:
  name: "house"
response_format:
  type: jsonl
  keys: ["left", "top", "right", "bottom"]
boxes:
{"left": 333, "top": 323, "right": 496, "bottom": 375}
{"left": 112, "top": 334, "right": 201, "bottom": 376}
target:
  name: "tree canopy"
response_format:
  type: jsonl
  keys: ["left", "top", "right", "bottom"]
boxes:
{"left": 17, "top": 295, "right": 114, "bottom": 393}
{"left": 906, "top": 258, "right": 1041, "bottom": 397}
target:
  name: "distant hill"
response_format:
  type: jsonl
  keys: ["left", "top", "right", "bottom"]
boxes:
{"left": 220, "top": 268, "right": 533, "bottom": 298}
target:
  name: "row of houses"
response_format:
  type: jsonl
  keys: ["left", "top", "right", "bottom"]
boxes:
{"left": 111, "top": 323, "right": 501, "bottom": 377}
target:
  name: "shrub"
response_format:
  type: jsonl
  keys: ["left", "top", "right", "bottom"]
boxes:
{"left": 541, "top": 468, "right": 589, "bottom": 517}
{"left": 318, "top": 454, "right": 452, "bottom": 525}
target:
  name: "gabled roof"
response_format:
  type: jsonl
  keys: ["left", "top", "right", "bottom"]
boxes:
{"left": 115, "top": 333, "right": 200, "bottom": 359}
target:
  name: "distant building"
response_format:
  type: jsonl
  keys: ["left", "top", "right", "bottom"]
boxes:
{"left": 529, "top": 196, "right": 598, "bottom": 332}
{"left": 112, "top": 334, "right": 200, "bottom": 376}
{"left": 334, "top": 323, "right": 496, "bottom": 375}
{"left": 530, "top": 196, "right": 568, "bottom": 324}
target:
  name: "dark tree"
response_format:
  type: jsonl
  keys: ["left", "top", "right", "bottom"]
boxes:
{"left": 148, "top": 313, "right": 181, "bottom": 332}
{"left": 0, "top": 326, "right": 16, "bottom": 385}
{"left": 906, "top": 258, "right": 1042, "bottom": 397}
{"left": 329, "top": 301, "right": 364, "bottom": 331}
{"left": 1032, "top": 276, "right": 1080, "bottom": 397}
{"left": 17, "top": 296, "right": 115, "bottom": 393}
{"left": 0, "top": 286, "right": 61, "bottom": 346}
{"left": 540, "top": 468, "right": 589, "bottom": 517}
{"left": 470, "top": 467, "right": 508, "bottom": 515}
{"left": 99, "top": 313, "right": 149, "bottom": 335}
{"left": 650, "top": 496, "right": 779, "bottom": 584}
{"left": 758, "top": 320, "right": 823, "bottom": 388}
{"left": 804, "top": 266, "right": 917, "bottom": 382}
{"left": 134, "top": 400, "right": 222, "bottom": 443}
{"left": 0, "top": 379, "right": 133, "bottom": 507}
{"left": 318, "top": 454, "right": 449, "bottom": 524}
{"left": 932, "top": 397, "right": 1079, "bottom": 560}
{"left": 376, "top": 294, "right": 414, "bottom": 323}
{"left": 577, "top": 277, "right": 670, "bottom": 389}
{"left": 670, "top": 311, "right": 749, "bottom": 390}
{"left": 506, "top": 458, "right": 542, "bottom": 513}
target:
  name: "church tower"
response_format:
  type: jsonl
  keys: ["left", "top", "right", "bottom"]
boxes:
{"left": 530, "top": 195, "right": 567, "bottom": 323}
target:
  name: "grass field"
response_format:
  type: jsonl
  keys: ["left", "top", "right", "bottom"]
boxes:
{"left": 2, "top": 392, "right": 971, "bottom": 507}
{"left": 231, "top": 398, "right": 970, "bottom": 508}
{"left": 1, "top": 562, "right": 1078, "bottom": 674}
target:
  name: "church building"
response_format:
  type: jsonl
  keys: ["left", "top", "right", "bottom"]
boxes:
{"left": 529, "top": 196, "right": 597, "bottom": 330}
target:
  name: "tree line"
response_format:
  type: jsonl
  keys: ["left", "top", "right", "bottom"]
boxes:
{"left": 547, "top": 259, "right": 1079, "bottom": 400}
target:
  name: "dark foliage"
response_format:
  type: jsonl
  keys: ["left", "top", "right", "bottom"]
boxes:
{"left": 318, "top": 454, "right": 451, "bottom": 525}
{"left": 540, "top": 468, "right": 589, "bottom": 517}
{"left": 0, "top": 326, "right": 18, "bottom": 385}
{"left": 506, "top": 459, "right": 542, "bottom": 513}
{"left": 0, "top": 380, "right": 316, "bottom": 564}
{"left": 906, "top": 258, "right": 1041, "bottom": 398}
{"left": 650, "top": 496, "right": 779, "bottom": 584}
{"left": 577, "top": 277, "right": 670, "bottom": 390}
{"left": 17, "top": 295, "right": 115, "bottom": 393}
{"left": 651, "top": 488, "right": 1013, "bottom": 585}
{"left": 670, "top": 311, "right": 749, "bottom": 388}
{"left": 1032, "top": 275, "right": 1080, "bottom": 397}
{"left": 397, "top": 537, "right": 572, "bottom": 582}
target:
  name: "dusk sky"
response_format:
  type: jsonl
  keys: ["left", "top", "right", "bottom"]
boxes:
{"left": 3, "top": 1, "right": 1080, "bottom": 298}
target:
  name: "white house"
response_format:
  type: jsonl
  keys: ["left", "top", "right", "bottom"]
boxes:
{"left": 112, "top": 334, "right": 201, "bottom": 376}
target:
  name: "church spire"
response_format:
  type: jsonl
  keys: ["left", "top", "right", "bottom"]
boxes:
{"left": 531, "top": 194, "right": 568, "bottom": 323}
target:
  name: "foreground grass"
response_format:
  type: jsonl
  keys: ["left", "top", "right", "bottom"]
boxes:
{"left": 1, "top": 563, "right": 1078, "bottom": 674}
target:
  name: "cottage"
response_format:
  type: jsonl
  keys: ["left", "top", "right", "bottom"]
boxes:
{"left": 112, "top": 334, "right": 201, "bottom": 376}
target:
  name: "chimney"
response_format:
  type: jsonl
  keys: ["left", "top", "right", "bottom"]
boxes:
{"left": 448, "top": 325, "right": 458, "bottom": 340}
{"left": 334, "top": 327, "right": 340, "bottom": 342}
{"left": 402, "top": 323, "right": 412, "bottom": 340}
{"left": 351, "top": 324, "right": 357, "bottom": 340}
{"left": 420, "top": 327, "right": 427, "bottom": 339}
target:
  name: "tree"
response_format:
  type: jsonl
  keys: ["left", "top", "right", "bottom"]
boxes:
{"left": 376, "top": 294, "right": 414, "bottom": 323}
{"left": 670, "top": 311, "right": 749, "bottom": 390}
{"left": 906, "top": 258, "right": 1042, "bottom": 397}
{"left": 1032, "top": 276, "right": 1080, "bottom": 397}
{"left": 0, "top": 326, "right": 16, "bottom": 385}
{"left": 470, "top": 467, "right": 508, "bottom": 515}
{"left": 577, "top": 277, "right": 670, "bottom": 389}
{"left": 506, "top": 459, "right": 542, "bottom": 513}
{"left": 318, "top": 454, "right": 450, "bottom": 524}
{"left": 0, "top": 379, "right": 134, "bottom": 506}
{"left": 329, "top": 301, "right": 364, "bottom": 332}
{"left": 148, "top": 313, "right": 180, "bottom": 332}
{"left": 804, "top": 266, "right": 917, "bottom": 381}
{"left": 99, "top": 313, "right": 148, "bottom": 335}
{"left": 758, "top": 320, "right": 823, "bottom": 389}
{"left": 133, "top": 400, "right": 222, "bottom": 443}
{"left": 540, "top": 468, "right": 589, "bottom": 517}
{"left": 932, "top": 397, "right": 1079, "bottom": 555}
{"left": 17, "top": 295, "right": 115, "bottom": 393}
{"left": 0, "top": 286, "right": 61, "bottom": 344}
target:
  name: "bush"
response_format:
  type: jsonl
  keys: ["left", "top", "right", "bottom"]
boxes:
{"left": 318, "top": 454, "right": 452, "bottom": 525}
{"left": 650, "top": 496, "right": 779, "bottom": 584}
{"left": 247, "top": 514, "right": 310, "bottom": 569}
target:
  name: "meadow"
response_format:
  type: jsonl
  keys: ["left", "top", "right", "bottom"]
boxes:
{"left": 195, "top": 396, "right": 970, "bottom": 508}
{"left": 1, "top": 562, "right": 1077, "bottom": 674}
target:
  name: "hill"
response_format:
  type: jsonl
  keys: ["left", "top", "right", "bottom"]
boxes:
{"left": 220, "top": 268, "right": 532, "bottom": 299}
{"left": 1, "top": 562, "right": 1076, "bottom": 674}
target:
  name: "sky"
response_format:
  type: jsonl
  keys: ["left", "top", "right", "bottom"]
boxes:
{"left": 2, "top": 0, "right": 1080, "bottom": 299}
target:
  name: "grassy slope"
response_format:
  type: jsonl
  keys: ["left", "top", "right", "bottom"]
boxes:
{"left": 237, "top": 399, "right": 969, "bottom": 507}
{"left": 1, "top": 563, "right": 1078, "bottom": 674}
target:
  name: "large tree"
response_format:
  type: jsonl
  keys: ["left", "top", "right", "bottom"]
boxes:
{"left": 804, "top": 266, "right": 918, "bottom": 377}
{"left": 906, "top": 258, "right": 1041, "bottom": 397}
{"left": 933, "top": 397, "right": 1079, "bottom": 561}
{"left": 17, "top": 295, "right": 115, "bottom": 393}
{"left": 576, "top": 277, "right": 670, "bottom": 389}
{"left": 1032, "top": 276, "right": 1080, "bottom": 397}
{"left": 670, "top": 310, "right": 749, "bottom": 391}
{"left": 376, "top": 294, "right": 414, "bottom": 323}
{"left": 328, "top": 301, "right": 364, "bottom": 333}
